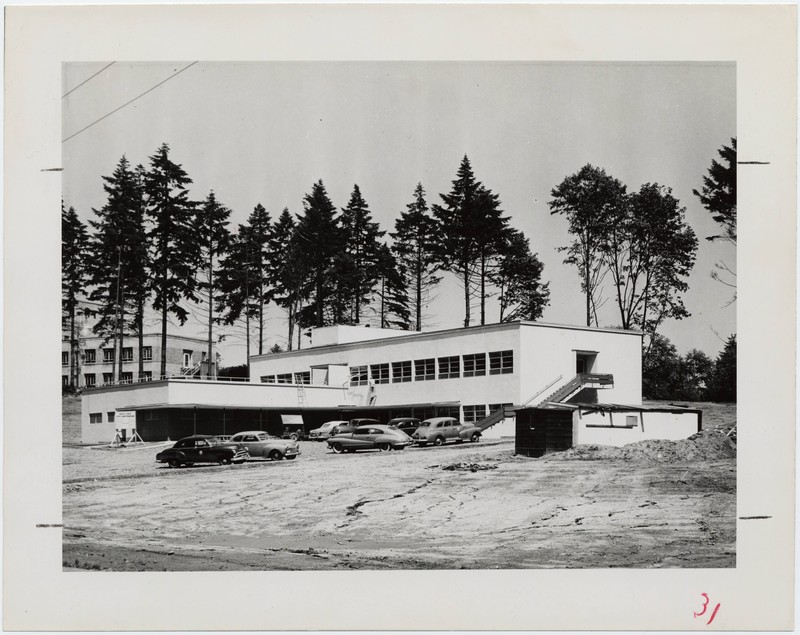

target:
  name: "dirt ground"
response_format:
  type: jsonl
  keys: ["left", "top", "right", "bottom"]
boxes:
{"left": 63, "top": 417, "right": 736, "bottom": 570}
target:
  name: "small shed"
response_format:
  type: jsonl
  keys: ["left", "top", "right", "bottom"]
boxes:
{"left": 514, "top": 407, "right": 574, "bottom": 457}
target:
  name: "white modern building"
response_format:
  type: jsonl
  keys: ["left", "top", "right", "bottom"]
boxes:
{"left": 80, "top": 320, "right": 650, "bottom": 444}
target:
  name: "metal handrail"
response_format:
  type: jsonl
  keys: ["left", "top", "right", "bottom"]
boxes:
{"left": 522, "top": 375, "right": 564, "bottom": 408}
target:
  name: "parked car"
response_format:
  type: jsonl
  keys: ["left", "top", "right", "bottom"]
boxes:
{"left": 308, "top": 420, "right": 349, "bottom": 441}
{"left": 282, "top": 423, "right": 307, "bottom": 441}
{"left": 228, "top": 431, "right": 301, "bottom": 460}
{"left": 387, "top": 417, "right": 422, "bottom": 436}
{"left": 411, "top": 417, "right": 482, "bottom": 447}
{"left": 156, "top": 435, "right": 249, "bottom": 468}
{"left": 332, "top": 418, "right": 381, "bottom": 435}
{"left": 327, "top": 424, "right": 413, "bottom": 453}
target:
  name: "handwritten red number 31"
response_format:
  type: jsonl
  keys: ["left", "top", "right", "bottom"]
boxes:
{"left": 694, "top": 593, "right": 721, "bottom": 625}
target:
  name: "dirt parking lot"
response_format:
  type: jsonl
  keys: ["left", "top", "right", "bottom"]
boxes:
{"left": 63, "top": 429, "right": 735, "bottom": 571}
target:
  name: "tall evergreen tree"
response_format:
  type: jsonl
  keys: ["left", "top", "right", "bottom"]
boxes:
{"left": 144, "top": 143, "right": 200, "bottom": 379}
{"left": 62, "top": 202, "right": 89, "bottom": 389}
{"left": 492, "top": 229, "right": 550, "bottom": 322}
{"left": 87, "top": 155, "right": 147, "bottom": 382}
{"left": 294, "top": 180, "right": 341, "bottom": 327}
{"left": 245, "top": 204, "right": 274, "bottom": 355}
{"left": 549, "top": 164, "right": 628, "bottom": 327}
{"left": 194, "top": 191, "right": 232, "bottom": 378}
{"left": 373, "top": 243, "right": 411, "bottom": 329}
{"left": 433, "top": 155, "right": 495, "bottom": 327}
{"left": 473, "top": 186, "right": 511, "bottom": 325}
{"left": 339, "top": 184, "right": 384, "bottom": 323}
{"left": 391, "top": 183, "right": 442, "bottom": 331}
{"left": 709, "top": 335, "right": 737, "bottom": 402}
{"left": 271, "top": 208, "right": 303, "bottom": 350}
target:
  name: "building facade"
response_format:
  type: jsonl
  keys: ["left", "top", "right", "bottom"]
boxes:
{"left": 80, "top": 320, "right": 644, "bottom": 443}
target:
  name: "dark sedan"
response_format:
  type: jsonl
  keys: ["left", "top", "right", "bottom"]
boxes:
{"left": 156, "top": 435, "right": 249, "bottom": 468}
{"left": 387, "top": 417, "right": 422, "bottom": 436}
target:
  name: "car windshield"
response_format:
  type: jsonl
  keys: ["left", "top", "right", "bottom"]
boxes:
{"left": 206, "top": 437, "right": 221, "bottom": 445}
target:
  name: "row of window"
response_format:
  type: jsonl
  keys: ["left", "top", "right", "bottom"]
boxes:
{"left": 89, "top": 411, "right": 119, "bottom": 424}
{"left": 62, "top": 346, "right": 153, "bottom": 366}
{"left": 349, "top": 350, "right": 513, "bottom": 386}
{"left": 82, "top": 372, "right": 153, "bottom": 387}
{"left": 260, "top": 371, "right": 311, "bottom": 385}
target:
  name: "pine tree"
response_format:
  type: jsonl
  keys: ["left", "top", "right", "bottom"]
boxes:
{"left": 144, "top": 143, "right": 200, "bottom": 379}
{"left": 433, "top": 155, "right": 495, "bottom": 327}
{"left": 194, "top": 191, "right": 231, "bottom": 378}
{"left": 62, "top": 202, "right": 89, "bottom": 389}
{"left": 339, "top": 184, "right": 385, "bottom": 323}
{"left": 87, "top": 155, "right": 147, "bottom": 382}
{"left": 709, "top": 335, "right": 737, "bottom": 402}
{"left": 492, "top": 229, "right": 550, "bottom": 322}
{"left": 271, "top": 208, "right": 303, "bottom": 350}
{"left": 295, "top": 180, "right": 342, "bottom": 327}
{"left": 391, "top": 183, "right": 442, "bottom": 331}
{"left": 373, "top": 243, "right": 411, "bottom": 329}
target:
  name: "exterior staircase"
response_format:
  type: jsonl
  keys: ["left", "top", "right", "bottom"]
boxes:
{"left": 181, "top": 361, "right": 202, "bottom": 376}
{"left": 474, "top": 405, "right": 515, "bottom": 432}
{"left": 535, "top": 373, "right": 614, "bottom": 407}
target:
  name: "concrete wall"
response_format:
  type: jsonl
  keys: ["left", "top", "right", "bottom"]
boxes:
{"left": 574, "top": 409, "right": 700, "bottom": 447}
{"left": 82, "top": 382, "right": 169, "bottom": 444}
{"left": 310, "top": 324, "right": 417, "bottom": 347}
{"left": 518, "top": 323, "right": 642, "bottom": 406}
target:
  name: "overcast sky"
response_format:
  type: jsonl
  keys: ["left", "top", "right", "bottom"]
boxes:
{"left": 62, "top": 61, "right": 736, "bottom": 364}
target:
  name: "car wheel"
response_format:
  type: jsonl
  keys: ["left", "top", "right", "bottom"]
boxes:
{"left": 285, "top": 455, "right": 297, "bottom": 460}
{"left": 378, "top": 442, "right": 392, "bottom": 452}
{"left": 269, "top": 450, "right": 283, "bottom": 461}
{"left": 470, "top": 433, "right": 480, "bottom": 443}
{"left": 331, "top": 442, "right": 344, "bottom": 454}
{"left": 289, "top": 433, "right": 300, "bottom": 442}
{"left": 218, "top": 456, "right": 232, "bottom": 466}
{"left": 433, "top": 436, "right": 444, "bottom": 446}
{"left": 168, "top": 459, "right": 181, "bottom": 468}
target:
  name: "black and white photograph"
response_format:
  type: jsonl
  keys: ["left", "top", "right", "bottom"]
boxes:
{"left": 4, "top": 4, "right": 796, "bottom": 631}
{"left": 60, "top": 60, "right": 738, "bottom": 572}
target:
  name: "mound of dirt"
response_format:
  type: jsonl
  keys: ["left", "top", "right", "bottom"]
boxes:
{"left": 438, "top": 463, "right": 499, "bottom": 472}
{"left": 544, "top": 427, "right": 736, "bottom": 464}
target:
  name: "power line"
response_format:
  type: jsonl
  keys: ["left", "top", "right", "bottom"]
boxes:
{"left": 62, "top": 62, "right": 115, "bottom": 99}
{"left": 62, "top": 61, "right": 198, "bottom": 144}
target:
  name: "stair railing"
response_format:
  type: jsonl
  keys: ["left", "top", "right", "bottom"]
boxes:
{"left": 521, "top": 375, "right": 564, "bottom": 408}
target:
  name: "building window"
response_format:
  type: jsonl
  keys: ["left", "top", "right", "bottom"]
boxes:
{"left": 489, "top": 350, "right": 514, "bottom": 375}
{"left": 370, "top": 363, "right": 390, "bottom": 384}
{"left": 437, "top": 405, "right": 460, "bottom": 419}
{"left": 392, "top": 360, "right": 412, "bottom": 383}
{"left": 141, "top": 346, "right": 152, "bottom": 361}
{"left": 89, "top": 412, "right": 102, "bottom": 424}
{"left": 350, "top": 365, "right": 368, "bottom": 386}
{"left": 462, "top": 353, "right": 486, "bottom": 377}
{"left": 84, "top": 349, "right": 96, "bottom": 364}
{"left": 438, "top": 356, "right": 459, "bottom": 379}
{"left": 414, "top": 406, "right": 435, "bottom": 420}
{"left": 463, "top": 404, "right": 487, "bottom": 423}
{"left": 294, "top": 371, "right": 311, "bottom": 385}
{"left": 121, "top": 347, "right": 133, "bottom": 362}
{"left": 107, "top": 411, "right": 116, "bottom": 423}
{"left": 141, "top": 371, "right": 153, "bottom": 382}
{"left": 121, "top": 372, "right": 133, "bottom": 383}
{"left": 489, "top": 402, "right": 513, "bottom": 414}
{"left": 62, "top": 351, "right": 69, "bottom": 366}
{"left": 62, "top": 376, "right": 70, "bottom": 388}
{"left": 103, "top": 348, "right": 115, "bottom": 363}
{"left": 182, "top": 350, "right": 193, "bottom": 367}
{"left": 260, "top": 375, "right": 276, "bottom": 384}
{"left": 625, "top": 415, "right": 638, "bottom": 428}
{"left": 414, "top": 358, "right": 435, "bottom": 381}
{"left": 102, "top": 373, "right": 114, "bottom": 385}
{"left": 276, "top": 373, "right": 293, "bottom": 384}
{"left": 84, "top": 373, "right": 96, "bottom": 387}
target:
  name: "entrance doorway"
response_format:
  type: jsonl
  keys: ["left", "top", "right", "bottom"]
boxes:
{"left": 575, "top": 352, "right": 597, "bottom": 374}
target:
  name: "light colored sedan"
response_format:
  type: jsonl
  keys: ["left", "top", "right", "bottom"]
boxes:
{"left": 327, "top": 424, "right": 413, "bottom": 453}
{"left": 229, "top": 431, "right": 301, "bottom": 461}
{"left": 308, "top": 420, "right": 348, "bottom": 441}
{"left": 411, "top": 417, "right": 481, "bottom": 447}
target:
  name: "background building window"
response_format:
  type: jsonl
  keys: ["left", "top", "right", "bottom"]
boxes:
{"left": 141, "top": 346, "right": 152, "bottom": 361}
{"left": 89, "top": 412, "right": 102, "bottom": 424}
{"left": 121, "top": 372, "right": 133, "bottom": 383}
{"left": 182, "top": 350, "right": 193, "bottom": 367}
{"left": 103, "top": 348, "right": 115, "bottom": 363}
{"left": 350, "top": 365, "right": 368, "bottom": 386}
{"left": 102, "top": 373, "right": 114, "bottom": 385}
{"left": 121, "top": 347, "right": 133, "bottom": 362}
{"left": 489, "top": 350, "right": 514, "bottom": 375}
{"left": 392, "top": 360, "right": 412, "bottom": 383}
{"left": 370, "top": 363, "right": 390, "bottom": 384}
{"left": 489, "top": 402, "right": 513, "bottom": 413}
{"left": 141, "top": 371, "right": 153, "bottom": 382}
{"left": 463, "top": 404, "right": 487, "bottom": 423}
{"left": 438, "top": 356, "right": 460, "bottom": 379}
{"left": 294, "top": 371, "right": 311, "bottom": 385}
{"left": 84, "top": 349, "right": 96, "bottom": 364}
{"left": 260, "top": 375, "right": 276, "bottom": 383}
{"left": 107, "top": 411, "right": 116, "bottom": 423}
{"left": 62, "top": 376, "right": 70, "bottom": 388}
{"left": 462, "top": 353, "right": 486, "bottom": 377}
{"left": 84, "top": 373, "right": 96, "bottom": 387}
{"left": 414, "top": 358, "right": 435, "bottom": 381}
{"left": 436, "top": 405, "right": 460, "bottom": 419}
{"left": 62, "top": 351, "right": 69, "bottom": 366}
{"left": 276, "top": 373, "right": 293, "bottom": 384}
